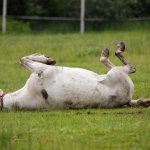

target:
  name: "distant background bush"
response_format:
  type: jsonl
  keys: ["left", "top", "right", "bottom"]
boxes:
{"left": 0, "top": 17, "right": 31, "bottom": 33}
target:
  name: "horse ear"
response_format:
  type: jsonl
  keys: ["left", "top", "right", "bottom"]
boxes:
{"left": 0, "top": 89, "right": 4, "bottom": 96}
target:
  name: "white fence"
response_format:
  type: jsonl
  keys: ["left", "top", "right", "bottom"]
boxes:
{"left": 2, "top": 0, "right": 7, "bottom": 33}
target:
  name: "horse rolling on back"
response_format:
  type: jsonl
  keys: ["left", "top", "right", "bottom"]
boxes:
{"left": 0, "top": 41, "right": 150, "bottom": 111}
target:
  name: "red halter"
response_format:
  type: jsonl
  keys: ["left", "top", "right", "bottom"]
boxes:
{"left": 0, "top": 93, "right": 6, "bottom": 111}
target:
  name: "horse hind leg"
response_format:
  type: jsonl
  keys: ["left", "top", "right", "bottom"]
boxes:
{"left": 100, "top": 47, "right": 115, "bottom": 69}
{"left": 128, "top": 99, "right": 150, "bottom": 108}
{"left": 115, "top": 41, "right": 136, "bottom": 74}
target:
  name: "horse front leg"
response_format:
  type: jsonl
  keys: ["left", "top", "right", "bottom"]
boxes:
{"left": 20, "top": 54, "right": 56, "bottom": 73}
{"left": 26, "top": 53, "right": 56, "bottom": 65}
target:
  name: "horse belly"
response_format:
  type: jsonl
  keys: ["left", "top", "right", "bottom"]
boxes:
{"left": 46, "top": 74, "right": 103, "bottom": 109}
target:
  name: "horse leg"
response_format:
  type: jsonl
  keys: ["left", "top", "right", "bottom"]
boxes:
{"left": 115, "top": 41, "right": 136, "bottom": 74}
{"left": 25, "top": 53, "right": 56, "bottom": 65}
{"left": 128, "top": 99, "right": 150, "bottom": 107}
{"left": 20, "top": 54, "right": 55, "bottom": 73}
{"left": 100, "top": 47, "right": 115, "bottom": 69}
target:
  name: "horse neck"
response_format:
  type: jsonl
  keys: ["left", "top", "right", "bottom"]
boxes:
{"left": 3, "top": 87, "right": 26, "bottom": 110}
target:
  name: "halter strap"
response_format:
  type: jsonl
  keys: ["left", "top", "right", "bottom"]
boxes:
{"left": 0, "top": 93, "right": 6, "bottom": 111}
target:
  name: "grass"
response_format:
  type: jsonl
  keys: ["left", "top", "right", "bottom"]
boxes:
{"left": 0, "top": 31, "right": 150, "bottom": 149}
{"left": 1, "top": 108, "right": 150, "bottom": 150}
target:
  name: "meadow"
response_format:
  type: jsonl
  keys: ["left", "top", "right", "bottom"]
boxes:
{"left": 0, "top": 31, "right": 150, "bottom": 150}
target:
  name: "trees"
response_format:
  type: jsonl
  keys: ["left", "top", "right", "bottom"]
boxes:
{"left": 0, "top": 0, "right": 150, "bottom": 19}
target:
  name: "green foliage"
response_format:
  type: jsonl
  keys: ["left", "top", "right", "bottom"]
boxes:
{"left": 86, "top": 0, "right": 150, "bottom": 19}
{"left": 1, "top": 0, "right": 150, "bottom": 18}
{"left": 2, "top": 18, "right": 150, "bottom": 34}
{"left": 25, "top": 0, "right": 81, "bottom": 17}
{"left": 85, "top": 20, "right": 150, "bottom": 32}
{"left": 0, "top": 17, "right": 31, "bottom": 33}
{"left": 20, "top": 20, "right": 150, "bottom": 33}
{"left": 29, "top": 20, "right": 80, "bottom": 34}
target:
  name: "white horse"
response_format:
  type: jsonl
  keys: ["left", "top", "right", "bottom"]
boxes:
{"left": 0, "top": 41, "right": 150, "bottom": 111}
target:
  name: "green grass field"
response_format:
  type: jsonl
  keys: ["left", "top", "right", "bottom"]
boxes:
{"left": 0, "top": 31, "right": 150, "bottom": 150}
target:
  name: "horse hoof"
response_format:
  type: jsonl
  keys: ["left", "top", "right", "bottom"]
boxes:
{"left": 101, "top": 47, "right": 109, "bottom": 58}
{"left": 47, "top": 59, "right": 56, "bottom": 65}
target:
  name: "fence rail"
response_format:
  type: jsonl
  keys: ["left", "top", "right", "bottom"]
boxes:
{"left": 7, "top": 16, "right": 81, "bottom": 21}
{"left": 7, "top": 16, "right": 109, "bottom": 21}
{"left": 7, "top": 15, "right": 150, "bottom": 21}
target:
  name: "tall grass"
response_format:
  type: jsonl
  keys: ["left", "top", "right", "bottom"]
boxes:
{"left": 0, "top": 31, "right": 150, "bottom": 149}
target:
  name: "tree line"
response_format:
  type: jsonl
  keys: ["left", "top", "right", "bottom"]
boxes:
{"left": 1, "top": 0, "right": 150, "bottom": 19}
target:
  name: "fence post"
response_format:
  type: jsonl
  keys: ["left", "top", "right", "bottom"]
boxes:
{"left": 2, "top": 0, "right": 7, "bottom": 33}
{"left": 80, "top": 0, "right": 85, "bottom": 34}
